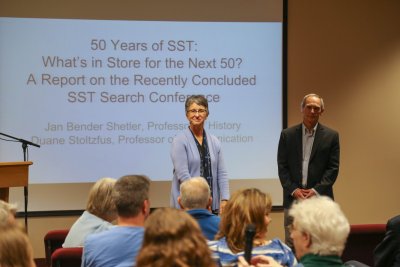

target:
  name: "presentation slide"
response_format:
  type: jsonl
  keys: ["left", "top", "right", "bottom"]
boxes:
{"left": 0, "top": 17, "right": 282, "bottom": 184}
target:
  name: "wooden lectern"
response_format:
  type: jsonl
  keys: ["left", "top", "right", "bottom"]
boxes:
{"left": 0, "top": 161, "right": 32, "bottom": 201}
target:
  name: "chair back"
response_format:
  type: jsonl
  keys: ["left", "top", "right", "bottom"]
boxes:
{"left": 44, "top": 229, "right": 69, "bottom": 267}
{"left": 341, "top": 224, "right": 386, "bottom": 266}
{"left": 51, "top": 247, "right": 83, "bottom": 267}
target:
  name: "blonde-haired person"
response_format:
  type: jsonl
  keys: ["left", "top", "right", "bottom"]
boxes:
{"left": 0, "top": 224, "right": 36, "bottom": 267}
{"left": 238, "top": 196, "right": 351, "bottom": 267}
{"left": 63, "top": 177, "right": 117, "bottom": 247}
{"left": 208, "top": 188, "right": 296, "bottom": 267}
{"left": 136, "top": 207, "right": 216, "bottom": 267}
{"left": 0, "top": 200, "right": 17, "bottom": 227}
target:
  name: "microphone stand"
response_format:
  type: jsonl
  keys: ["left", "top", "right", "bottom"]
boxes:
{"left": 0, "top": 132, "right": 40, "bottom": 231}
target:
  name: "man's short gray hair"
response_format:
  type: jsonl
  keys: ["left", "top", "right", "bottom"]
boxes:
{"left": 301, "top": 93, "right": 325, "bottom": 111}
{"left": 180, "top": 177, "right": 210, "bottom": 209}
{"left": 113, "top": 175, "right": 150, "bottom": 217}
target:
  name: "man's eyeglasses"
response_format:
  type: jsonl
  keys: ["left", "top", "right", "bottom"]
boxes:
{"left": 187, "top": 109, "right": 207, "bottom": 115}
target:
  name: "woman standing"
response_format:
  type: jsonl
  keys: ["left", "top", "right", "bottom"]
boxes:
{"left": 170, "top": 95, "right": 229, "bottom": 214}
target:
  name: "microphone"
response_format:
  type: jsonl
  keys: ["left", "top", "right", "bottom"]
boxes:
{"left": 244, "top": 223, "right": 256, "bottom": 263}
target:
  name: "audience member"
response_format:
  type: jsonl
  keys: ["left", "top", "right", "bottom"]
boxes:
{"left": 238, "top": 196, "right": 350, "bottom": 267}
{"left": 178, "top": 176, "right": 220, "bottom": 240}
{"left": 136, "top": 207, "right": 216, "bottom": 267}
{"left": 63, "top": 177, "right": 117, "bottom": 247}
{"left": 288, "top": 196, "right": 349, "bottom": 266}
{"left": 82, "top": 175, "right": 150, "bottom": 267}
{"left": 208, "top": 188, "right": 296, "bottom": 267}
{"left": 373, "top": 214, "right": 400, "bottom": 267}
{"left": 0, "top": 224, "right": 36, "bottom": 267}
{"left": 0, "top": 200, "right": 17, "bottom": 227}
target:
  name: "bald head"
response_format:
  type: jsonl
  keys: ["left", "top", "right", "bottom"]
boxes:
{"left": 179, "top": 177, "right": 211, "bottom": 209}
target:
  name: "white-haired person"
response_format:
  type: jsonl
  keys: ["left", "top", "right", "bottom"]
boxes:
{"left": 63, "top": 177, "right": 117, "bottom": 247}
{"left": 238, "top": 196, "right": 351, "bottom": 267}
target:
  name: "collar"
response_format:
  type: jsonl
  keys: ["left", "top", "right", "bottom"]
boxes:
{"left": 302, "top": 123, "right": 318, "bottom": 136}
{"left": 187, "top": 208, "right": 214, "bottom": 216}
{"left": 300, "top": 253, "right": 344, "bottom": 266}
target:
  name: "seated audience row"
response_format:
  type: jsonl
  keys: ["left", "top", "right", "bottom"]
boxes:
{"left": 45, "top": 174, "right": 400, "bottom": 267}
{"left": 78, "top": 175, "right": 297, "bottom": 267}
{"left": 2, "top": 174, "right": 397, "bottom": 267}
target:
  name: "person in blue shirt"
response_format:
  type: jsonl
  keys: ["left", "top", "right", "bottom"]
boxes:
{"left": 82, "top": 175, "right": 151, "bottom": 267}
{"left": 178, "top": 176, "right": 221, "bottom": 240}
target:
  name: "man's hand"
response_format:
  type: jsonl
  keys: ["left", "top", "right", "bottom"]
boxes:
{"left": 293, "top": 188, "right": 307, "bottom": 199}
{"left": 302, "top": 189, "right": 316, "bottom": 198}
{"left": 294, "top": 188, "right": 317, "bottom": 200}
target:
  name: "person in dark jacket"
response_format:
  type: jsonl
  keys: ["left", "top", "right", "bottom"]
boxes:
{"left": 374, "top": 215, "right": 400, "bottom": 267}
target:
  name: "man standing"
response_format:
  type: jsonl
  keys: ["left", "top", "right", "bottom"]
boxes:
{"left": 82, "top": 175, "right": 150, "bottom": 267}
{"left": 178, "top": 177, "right": 220, "bottom": 240}
{"left": 277, "top": 93, "right": 340, "bottom": 247}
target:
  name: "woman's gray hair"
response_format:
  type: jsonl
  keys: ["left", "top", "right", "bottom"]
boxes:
{"left": 289, "top": 196, "right": 350, "bottom": 256}
{"left": 185, "top": 95, "right": 209, "bottom": 115}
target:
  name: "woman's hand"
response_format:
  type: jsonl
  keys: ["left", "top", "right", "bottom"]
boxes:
{"left": 237, "top": 255, "right": 284, "bottom": 267}
{"left": 220, "top": 200, "right": 228, "bottom": 214}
